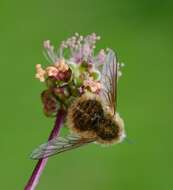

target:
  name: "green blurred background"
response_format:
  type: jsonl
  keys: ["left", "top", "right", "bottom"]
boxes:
{"left": 0, "top": 0, "right": 173, "bottom": 189}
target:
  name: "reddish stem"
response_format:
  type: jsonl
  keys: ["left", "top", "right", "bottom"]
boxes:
{"left": 24, "top": 109, "right": 66, "bottom": 190}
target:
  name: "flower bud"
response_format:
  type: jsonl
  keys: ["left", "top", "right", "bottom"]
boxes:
{"left": 41, "top": 89, "right": 58, "bottom": 117}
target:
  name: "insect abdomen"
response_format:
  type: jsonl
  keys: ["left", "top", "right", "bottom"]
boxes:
{"left": 97, "top": 119, "right": 119, "bottom": 142}
{"left": 97, "top": 114, "right": 125, "bottom": 144}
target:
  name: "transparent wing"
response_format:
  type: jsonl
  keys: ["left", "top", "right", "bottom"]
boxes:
{"left": 100, "top": 49, "right": 118, "bottom": 115}
{"left": 30, "top": 134, "right": 95, "bottom": 159}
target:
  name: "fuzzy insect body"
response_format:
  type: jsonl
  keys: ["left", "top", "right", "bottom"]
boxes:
{"left": 67, "top": 93, "right": 124, "bottom": 144}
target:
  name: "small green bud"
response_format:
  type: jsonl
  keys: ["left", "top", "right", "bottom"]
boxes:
{"left": 91, "top": 70, "right": 101, "bottom": 81}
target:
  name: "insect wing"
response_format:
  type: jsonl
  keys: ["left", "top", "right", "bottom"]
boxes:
{"left": 100, "top": 49, "right": 118, "bottom": 115}
{"left": 30, "top": 134, "right": 95, "bottom": 159}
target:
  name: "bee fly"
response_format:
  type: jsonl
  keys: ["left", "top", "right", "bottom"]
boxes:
{"left": 31, "top": 50, "right": 126, "bottom": 159}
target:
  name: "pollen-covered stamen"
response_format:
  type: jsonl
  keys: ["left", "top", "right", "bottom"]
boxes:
{"left": 43, "top": 40, "right": 57, "bottom": 63}
{"left": 43, "top": 40, "right": 51, "bottom": 49}
{"left": 35, "top": 64, "right": 46, "bottom": 82}
{"left": 59, "top": 33, "right": 101, "bottom": 64}
{"left": 55, "top": 59, "right": 71, "bottom": 81}
{"left": 55, "top": 59, "right": 69, "bottom": 73}
{"left": 44, "top": 59, "right": 71, "bottom": 81}
{"left": 46, "top": 66, "right": 59, "bottom": 77}
{"left": 83, "top": 77, "right": 101, "bottom": 93}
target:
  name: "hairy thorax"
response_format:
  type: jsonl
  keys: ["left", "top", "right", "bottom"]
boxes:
{"left": 67, "top": 94, "right": 104, "bottom": 138}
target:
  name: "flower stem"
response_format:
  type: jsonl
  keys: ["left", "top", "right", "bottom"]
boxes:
{"left": 24, "top": 109, "right": 66, "bottom": 190}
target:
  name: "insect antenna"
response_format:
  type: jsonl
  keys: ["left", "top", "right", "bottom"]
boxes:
{"left": 123, "top": 137, "right": 135, "bottom": 144}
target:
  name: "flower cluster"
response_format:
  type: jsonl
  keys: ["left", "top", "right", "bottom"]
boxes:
{"left": 35, "top": 33, "right": 110, "bottom": 117}
{"left": 36, "top": 59, "right": 70, "bottom": 82}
